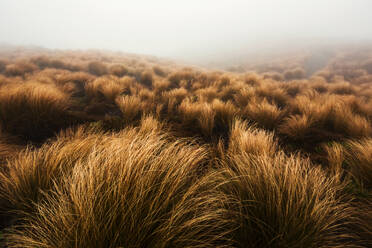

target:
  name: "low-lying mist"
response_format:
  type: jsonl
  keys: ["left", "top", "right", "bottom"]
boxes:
{"left": 1, "top": 0, "right": 371, "bottom": 65}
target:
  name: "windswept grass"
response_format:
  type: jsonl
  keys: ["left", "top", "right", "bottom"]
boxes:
{"left": 216, "top": 151, "right": 357, "bottom": 248}
{"left": 1, "top": 119, "right": 234, "bottom": 248}
{"left": 0, "top": 82, "right": 74, "bottom": 142}
{"left": 0, "top": 46, "right": 371, "bottom": 247}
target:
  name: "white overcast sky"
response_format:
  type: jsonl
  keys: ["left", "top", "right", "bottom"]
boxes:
{"left": 0, "top": 0, "right": 371, "bottom": 60}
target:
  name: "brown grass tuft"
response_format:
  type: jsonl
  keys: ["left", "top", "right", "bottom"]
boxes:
{"left": 5, "top": 62, "right": 37, "bottom": 77}
{"left": 88, "top": 61, "right": 108, "bottom": 76}
{"left": 178, "top": 99, "right": 215, "bottom": 137}
{"left": 153, "top": 65, "right": 167, "bottom": 77}
{"left": 343, "top": 139, "right": 372, "bottom": 190}
{"left": 217, "top": 152, "right": 357, "bottom": 247}
{"left": 109, "top": 64, "right": 128, "bottom": 77}
{"left": 284, "top": 67, "right": 306, "bottom": 80}
{"left": 85, "top": 77, "right": 124, "bottom": 102}
{"left": 0, "top": 82, "right": 72, "bottom": 141}
{"left": 244, "top": 98, "right": 284, "bottom": 130}
{"left": 140, "top": 70, "right": 154, "bottom": 88}
{"left": 115, "top": 95, "right": 143, "bottom": 123}
{"left": 228, "top": 119, "right": 277, "bottom": 156}
{"left": 2, "top": 127, "right": 234, "bottom": 247}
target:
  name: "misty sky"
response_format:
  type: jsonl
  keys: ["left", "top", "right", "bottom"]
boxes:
{"left": 1, "top": 0, "right": 371, "bottom": 61}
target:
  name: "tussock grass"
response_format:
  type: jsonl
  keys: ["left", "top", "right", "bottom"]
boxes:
{"left": 217, "top": 152, "right": 358, "bottom": 247}
{"left": 109, "top": 64, "right": 128, "bottom": 77}
{"left": 178, "top": 99, "right": 215, "bottom": 137}
{"left": 153, "top": 65, "right": 167, "bottom": 76}
{"left": 284, "top": 67, "right": 306, "bottom": 80}
{"left": 140, "top": 70, "right": 154, "bottom": 88}
{"left": 115, "top": 95, "right": 143, "bottom": 123}
{"left": 0, "top": 82, "right": 73, "bottom": 141}
{"left": 0, "top": 47, "right": 371, "bottom": 247}
{"left": 85, "top": 76, "right": 124, "bottom": 102}
{"left": 279, "top": 94, "right": 371, "bottom": 146}
{"left": 244, "top": 98, "right": 284, "bottom": 130}
{"left": 0, "top": 126, "right": 102, "bottom": 218}
{"left": 325, "top": 139, "right": 372, "bottom": 191}
{"left": 343, "top": 139, "right": 372, "bottom": 190}
{"left": 88, "top": 61, "right": 108, "bottom": 76}
{"left": 2, "top": 121, "right": 234, "bottom": 248}
{"left": 228, "top": 119, "right": 277, "bottom": 156}
{"left": 4, "top": 62, "right": 37, "bottom": 77}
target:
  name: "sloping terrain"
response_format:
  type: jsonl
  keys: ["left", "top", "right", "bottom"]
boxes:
{"left": 0, "top": 46, "right": 371, "bottom": 247}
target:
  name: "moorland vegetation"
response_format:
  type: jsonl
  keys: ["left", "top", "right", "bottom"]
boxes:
{"left": 0, "top": 46, "right": 371, "bottom": 247}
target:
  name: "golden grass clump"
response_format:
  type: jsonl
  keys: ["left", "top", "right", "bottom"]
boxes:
{"left": 343, "top": 139, "right": 372, "bottom": 190}
{"left": 163, "top": 87, "right": 188, "bottom": 104}
{"left": 244, "top": 73, "right": 262, "bottom": 86}
{"left": 85, "top": 76, "right": 124, "bottom": 102}
{"left": 2, "top": 122, "right": 234, "bottom": 247}
{"left": 263, "top": 71, "right": 284, "bottom": 81}
{"left": 140, "top": 70, "right": 154, "bottom": 88}
{"left": 177, "top": 99, "right": 238, "bottom": 140}
{"left": 228, "top": 119, "right": 277, "bottom": 156}
{"left": 109, "top": 64, "right": 128, "bottom": 77}
{"left": 255, "top": 84, "right": 289, "bottom": 107}
{"left": 0, "top": 82, "right": 72, "bottom": 141}
{"left": 168, "top": 70, "right": 195, "bottom": 88}
{"left": 31, "top": 56, "right": 72, "bottom": 70}
{"left": 115, "top": 95, "right": 143, "bottom": 123}
{"left": 282, "top": 81, "right": 307, "bottom": 97}
{"left": 211, "top": 99, "right": 238, "bottom": 135}
{"left": 244, "top": 98, "right": 284, "bottom": 130}
{"left": 160, "top": 87, "right": 189, "bottom": 116}
{"left": 5, "top": 62, "right": 37, "bottom": 77}
{"left": 0, "top": 127, "right": 101, "bottom": 217}
{"left": 56, "top": 71, "right": 94, "bottom": 86}
{"left": 278, "top": 114, "right": 315, "bottom": 142}
{"left": 178, "top": 99, "right": 215, "bottom": 137}
{"left": 87, "top": 61, "right": 108, "bottom": 76}
{"left": 329, "top": 82, "right": 356, "bottom": 95}
{"left": 153, "top": 79, "right": 171, "bottom": 93}
{"left": 196, "top": 86, "right": 219, "bottom": 103}
{"left": 30, "top": 56, "right": 52, "bottom": 69}
{"left": 322, "top": 142, "right": 347, "bottom": 185}
{"left": 283, "top": 67, "right": 306, "bottom": 80}
{"left": 279, "top": 94, "right": 371, "bottom": 144}
{"left": 217, "top": 152, "right": 357, "bottom": 247}
{"left": 233, "top": 86, "right": 255, "bottom": 107}
{"left": 152, "top": 65, "right": 167, "bottom": 77}
{"left": 0, "top": 75, "right": 12, "bottom": 87}
{"left": 310, "top": 80, "right": 329, "bottom": 93}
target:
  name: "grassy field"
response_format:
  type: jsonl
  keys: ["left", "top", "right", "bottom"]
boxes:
{"left": 0, "top": 46, "right": 371, "bottom": 247}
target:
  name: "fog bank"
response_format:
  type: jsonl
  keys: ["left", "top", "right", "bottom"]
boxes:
{"left": 1, "top": 0, "right": 371, "bottom": 64}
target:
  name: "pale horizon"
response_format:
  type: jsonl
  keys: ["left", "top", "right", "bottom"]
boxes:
{"left": 1, "top": 0, "right": 371, "bottom": 64}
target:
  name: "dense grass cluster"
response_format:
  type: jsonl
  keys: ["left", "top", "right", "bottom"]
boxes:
{"left": 0, "top": 46, "right": 371, "bottom": 247}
